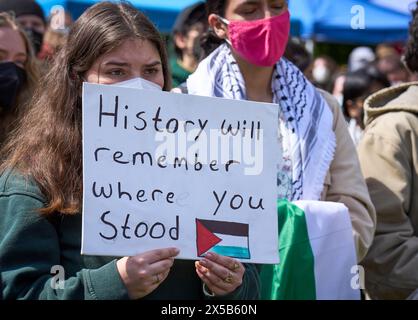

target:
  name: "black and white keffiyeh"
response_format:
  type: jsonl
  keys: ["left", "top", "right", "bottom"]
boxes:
{"left": 187, "top": 44, "right": 336, "bottom": 201}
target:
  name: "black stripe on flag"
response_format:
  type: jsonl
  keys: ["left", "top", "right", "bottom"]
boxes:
{"left": 198, "top": 219, "right": 249, "bottom": 237}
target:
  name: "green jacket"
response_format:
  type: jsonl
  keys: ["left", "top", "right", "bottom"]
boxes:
{"left": 170, "top": 58, "right": 192, "bottom": 88}
{"left": 0, "top": 170, "right": 260, "bottom": 300}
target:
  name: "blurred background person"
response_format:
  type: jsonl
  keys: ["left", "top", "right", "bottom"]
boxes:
{"left": 377, "top": 53, "right": 410, "bottom": 86}
{"left": 343, "top": 65, "right": 390, "bottom": 145}
{"left": 171, "top": 2, "right": 206, "bottom": 88}
{"left": 0, "top": 12, "right": 39, "bottom": 147}
{"left": 376, "top": 43, "right": 399, "bottom": 61}
{"left": 0, "top": 0, "right": 46, "bottom": 57}
{"left": 38, "top": 7, "right": 73, "bottom": 62}
{"left": 311, "top": 55, "right": 338, "bottom": 92}
{"left": 358, "top": 2, "right": 418, "bottom": 300}
{"left": 331, "top": 71, "right": 346, "bottom": 107}
{"left": 284, "top": 38, "right": 312, "bottom": 74}
{"left": 348, "top": 47, "right": 376, "bottom": 72}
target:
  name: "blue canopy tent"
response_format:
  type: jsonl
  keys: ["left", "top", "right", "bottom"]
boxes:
{"left": 370, "top": 0, "right": 416, "bottom": 15}
{"left": 39, "top": 0, "right": 411, "bottom": 43}
{"left": 38, "top": 0, "right": 303, "bottom": 35}
{"left": 289, "top": 0, "right": 412, "bottom": 44}
{"left": 121, "top": 0, "right": 202, "bottom": 32}
{"left": 39, "top": 0, "right": 203, "bottom": 32}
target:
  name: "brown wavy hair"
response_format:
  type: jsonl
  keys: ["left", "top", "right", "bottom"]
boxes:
{"left": 0, "top": 1, "right": 171, "bottom": 215}
{"left": 405, "top": 1, "right": 418, "bottom": 72}
{"left": 0, "top": 12, "right": 40, "bottom": 146}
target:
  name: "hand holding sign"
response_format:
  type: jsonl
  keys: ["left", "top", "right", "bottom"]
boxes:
{"left": 195, "top": 252, "right": 245, "bottom": 296}
{"left": 116, "top": 247, "right": 180, "bottom": 299}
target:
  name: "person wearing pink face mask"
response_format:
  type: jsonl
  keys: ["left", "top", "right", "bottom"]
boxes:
{"left": 186, "top": 0, "right": 376, "bottom": 299}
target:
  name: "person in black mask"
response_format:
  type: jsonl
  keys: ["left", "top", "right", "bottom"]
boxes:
{"left": 0, "top": 0, "right": 46, "bottom": 56}
{"left": 0, "top": 12, "right": 39, "bottom": 146}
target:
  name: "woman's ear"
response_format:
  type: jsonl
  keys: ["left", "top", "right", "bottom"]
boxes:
{"left": 208, "top": 13, "right": 228, "bottom": 40}
{"left": 174, "top": 33, "right": 187, "bottom": 51}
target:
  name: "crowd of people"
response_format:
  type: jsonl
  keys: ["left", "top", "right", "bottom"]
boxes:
{"left": 0, "top": 0, "right": 417, "bottom": 300}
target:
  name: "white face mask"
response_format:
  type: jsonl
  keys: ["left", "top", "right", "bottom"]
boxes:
{"left": 312, "top": 66, "right": 331, "bottom": 84}
{"left": 111, "top": 77, "right": 162, "bottom": 91}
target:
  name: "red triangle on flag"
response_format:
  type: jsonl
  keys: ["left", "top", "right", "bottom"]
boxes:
{"left": 196, "top": 219, "right": 222, "bottom": 256}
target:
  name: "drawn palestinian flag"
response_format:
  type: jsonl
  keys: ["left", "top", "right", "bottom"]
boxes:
{"left": 196, "top": 219, "right": 251, "bottom": 259}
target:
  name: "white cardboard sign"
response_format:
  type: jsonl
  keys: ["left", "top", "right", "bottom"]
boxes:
{"left": 81, "top": 83, "right": 280, "bottom": 264}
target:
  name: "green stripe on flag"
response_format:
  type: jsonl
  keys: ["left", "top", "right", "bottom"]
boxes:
{"left": 260, "top": 199, "right": 316, "bottom": 300}
{"left": 211, "top": 246, "right": 250, "bottom": 259}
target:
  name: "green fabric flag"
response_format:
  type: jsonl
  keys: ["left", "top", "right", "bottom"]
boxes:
{"left": 260, "top": 199, "right": 360, "bottom": 300}
{"left": 260, "top": 200, "right": 316, "bottom": 300}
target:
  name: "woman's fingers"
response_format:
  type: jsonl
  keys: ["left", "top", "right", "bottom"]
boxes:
{"left": 195, "top": 261, "right": 236, "bottom": 291}
{"left": 195, "top": 263, "right": 229, "bottom": 295}
{"left": 198, "top": 259, "right": 232, "bottom": 284}
{"left": 130, "top": 248, "right": 177, "bottom": 281}
{"left": 194, "top": 252, "right": 245, "bottom": 296}
{"left": 199, "top": 258, "right": 243, "bottom": 286}
{"left": 142, "top": 247, "right": 180, "bottom": 264}
{"left": 204, "top": 252, "right": 243, "bottom": 273}
{"left": 149, "top": 268, "right": 171, "bottom": 287}
{"left": 117, "top": 248, "right": 180, "bottom": 299}
{"left": 148, "top": 257, "right": 175, "bottom": 275}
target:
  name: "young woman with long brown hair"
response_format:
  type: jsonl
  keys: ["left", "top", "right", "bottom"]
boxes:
{"left": 0, "top": 2, "right": 259, "bottom": 300}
